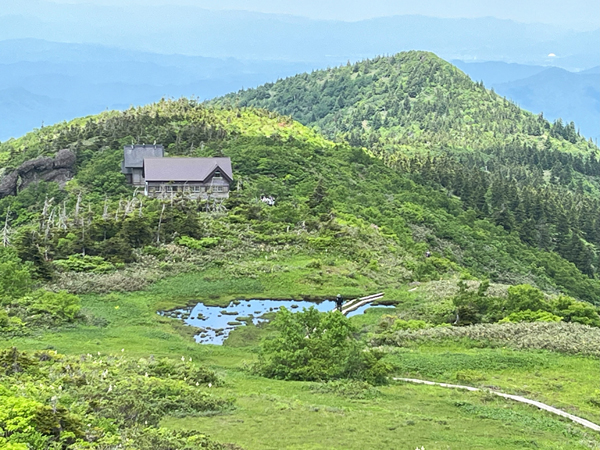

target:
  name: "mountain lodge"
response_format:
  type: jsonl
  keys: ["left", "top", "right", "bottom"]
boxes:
{"left": 121, "top": 145, "right": 232, "bottom": 199}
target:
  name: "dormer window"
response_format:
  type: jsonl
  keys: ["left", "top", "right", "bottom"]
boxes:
{"left": 214, "top": 170, "right": 223, "bottom": 179}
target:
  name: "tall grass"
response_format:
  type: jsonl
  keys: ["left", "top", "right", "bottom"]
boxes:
{"left": 373, "top": 322, "right": 600, "bottom": 358}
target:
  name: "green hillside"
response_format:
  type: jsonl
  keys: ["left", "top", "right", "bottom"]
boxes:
{"left": 1, "top": 97, "right": 600, "bottom": 447}
{"left": 217, "top": 51, "right": 596, "bottom": 155}
{"left": 217, "top": 51, "right": 600, "bottom": 279}
{"left": 0, "top": 99, "right": 598, "bottom": 300}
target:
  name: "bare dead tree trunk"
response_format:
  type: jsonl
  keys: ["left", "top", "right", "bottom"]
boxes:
{"left": 44, "top": 208, "right": 55, "bottom": 241}
{"left": 115, "top": 199, "right": 122, "bottom": 221}
{"left": 156, "top": 203, "right": 166, "bottom": 244}
{"left": 74, "top": 192, "right": 82, "bottom": 225}
{"left": 2, "top": 207, "right": 11, "bottom": 247}
{"left": 103, "top": 197, "right": 109, "bottom": 220}
{"left": 82, "top": 218, "right": 86, "bottom": 256}
{"left": 41, "top": 195, "right": 49, "bottom": 230}
{"left": 59, "top": 202, "right": 68, "bottom": 230}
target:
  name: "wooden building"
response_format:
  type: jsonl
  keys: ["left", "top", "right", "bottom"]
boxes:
{"left": 121, "top": 144, "right": 164, "bottom": 186}
{"left": 143, "top": 157, "right": 233, "bottom": 199}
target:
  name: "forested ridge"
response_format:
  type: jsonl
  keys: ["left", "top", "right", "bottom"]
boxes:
{"left": 216, "top": 51, "right": 600, "bottom": 282}
{"left": 217, "top": 51, "right": 595, "bottom": 155}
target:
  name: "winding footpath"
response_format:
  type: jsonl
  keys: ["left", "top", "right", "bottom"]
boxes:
{"left": 394, "top": 377, "right": 600, "bottom": 433}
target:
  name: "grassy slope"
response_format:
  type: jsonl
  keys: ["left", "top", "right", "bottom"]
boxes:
{"left": 166, "top": 377, "right": 596, "bottom": 450}
{"left": 212, "top": 53, "right": 600, "bottom": 285}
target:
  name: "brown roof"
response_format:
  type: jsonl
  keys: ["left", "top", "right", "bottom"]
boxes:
{"left": 143, "top": 157, "right": 233, "bottom": 182}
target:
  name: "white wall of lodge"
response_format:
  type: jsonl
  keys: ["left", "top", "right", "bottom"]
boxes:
{"left": 144, "top": 177, "right": 230, "bottom": 200}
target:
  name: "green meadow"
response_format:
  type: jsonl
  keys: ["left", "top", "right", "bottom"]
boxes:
{"left": 5, "top": 257, "right": 600, "bottom": 450}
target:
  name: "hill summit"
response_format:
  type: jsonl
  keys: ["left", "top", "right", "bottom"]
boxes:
{"left": 217, "top": 51, "right": 595, "bottom": 156}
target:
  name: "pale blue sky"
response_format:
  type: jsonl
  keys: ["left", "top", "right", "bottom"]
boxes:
{"left": 45, "top": 0, "right": 599, "bottom": 29}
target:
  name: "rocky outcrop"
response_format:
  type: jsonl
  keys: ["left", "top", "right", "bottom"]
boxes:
{"left": 0, "top": 149, "right": 77, "bottom": 199}
{"left": 0, "top": 172, "right": 19, "bottom": 198}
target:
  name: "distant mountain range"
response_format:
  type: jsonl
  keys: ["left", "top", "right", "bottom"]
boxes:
{"left": 0, "top": 4, "right": 598, "bottom": 69}
{"left": 0, "top": 6, "right": 598, "bottom": 142}
{"left": 454, "top": 61, "right": 600, "bottom": 141}
{"left": 0, "top": 39, "right": 316, "bottom": 140}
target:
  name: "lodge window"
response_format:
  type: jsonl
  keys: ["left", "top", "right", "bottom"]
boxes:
{"left": 193, "top": 186, "right": 202, "bottom": 192}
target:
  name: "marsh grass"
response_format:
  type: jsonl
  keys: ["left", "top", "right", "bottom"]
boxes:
{"left": 387, "top": 347, "right": 553, "bottom": 377}
{"left": 375, "top": 321, "right": 600, "bottom": 357}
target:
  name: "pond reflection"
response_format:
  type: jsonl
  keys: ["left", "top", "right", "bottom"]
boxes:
{"left": 162, "top": 298, "right": 394, "bottom": 345}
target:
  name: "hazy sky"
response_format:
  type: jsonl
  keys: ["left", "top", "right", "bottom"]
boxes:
{"left": 46, "top": 0, "right": 599, "bottom": 29}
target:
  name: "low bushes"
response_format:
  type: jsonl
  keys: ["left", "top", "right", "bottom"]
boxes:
{"left": 0, "top": 249, "right": 82, "bottom": 333}
{"left": 499, "top": 310, "right": 562, "bottom": 323}
{"left": 450, "top": 281, "right": 600, "bottom": 327}
{"left": 176, "top": 236, "right": 221, "bottom": 250}
{"left": 0, "top": 349, "right": 234, "bottom": 449}
{"left": 53, "top": 254, "right": 120, "bottom": 274}
{"left": 0, "top": 248, "right": 32, "bottom": 299}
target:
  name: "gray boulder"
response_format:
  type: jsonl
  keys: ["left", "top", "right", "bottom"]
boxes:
{"left": 0, "top": 171, "right": 18, "bottom": 198}
{"left": 0, "top": 149, "right": 77, "bottom": 198}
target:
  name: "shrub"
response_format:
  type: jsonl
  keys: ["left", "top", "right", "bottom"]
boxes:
{"left": 119, "top": 428, "right": 242, "bottom": 450}
{"left": 0, "top": 350, "right": 233, "bottom": 449}
{"left": 53, "top": 254, "right": 118, "bottom": 274}
{"left": 419, "top": 298, "right": 456, "bottom": 325}
{"left": 257, "top": 307, "right": 391, "bottom": 384}
{"left": 86, "top": 377, "right": 230, "bottom": 427}
{"left": 0, "top": 348, "right": 39, "bottom": 375}
{"left": 137, "top": 357, "right": 221, "bottom": 387}
{"left": 176, "top": 236, "right": 220, "bottom": 250}
{"left": 499, "top": 309, "right": 562, "bottom": 323}
{"left": 0, "top": 308, "right": 24, "bottom": 334}
{"left": 552, "top": 295, "right": 600, "bottom": 327}
{"left": 506, "top": 284, "right": 549, "bottom": 313}
{"left": 16, "top": 290, "right": 81, "bottom": 324}
{"left": 0, "top": 248, "right": 32, "bottom": 301}
{"left": 452, "top": 280, "right": 504, "bottom": 325}
{"left": 306, "top": 259, "right": 322, "bottom": 269}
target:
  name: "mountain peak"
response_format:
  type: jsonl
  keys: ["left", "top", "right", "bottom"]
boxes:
{"left": 216, "top": 52, "right": 594, "bottom": 154}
